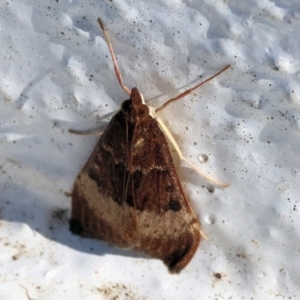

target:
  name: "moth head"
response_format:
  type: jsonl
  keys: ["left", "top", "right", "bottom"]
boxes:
{"left": 121, "top": 88, "right": 149, "bottom": 123}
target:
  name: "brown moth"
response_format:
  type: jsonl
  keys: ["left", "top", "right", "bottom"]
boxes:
{"left": 70, "top": 18, "right": 230, "bottom": 273}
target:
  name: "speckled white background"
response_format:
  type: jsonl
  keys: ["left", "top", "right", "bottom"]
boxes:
{"left": 1, "top": 0, "right": 300, "bottom": 299}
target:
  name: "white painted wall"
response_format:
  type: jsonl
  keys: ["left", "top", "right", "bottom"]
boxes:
{"left": 1, "top": 0, "right": 299, "bottom": 299}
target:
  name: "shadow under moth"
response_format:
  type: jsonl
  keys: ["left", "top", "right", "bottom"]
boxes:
{"left": 70, "top": 18, "right": 230, "bottom": 273}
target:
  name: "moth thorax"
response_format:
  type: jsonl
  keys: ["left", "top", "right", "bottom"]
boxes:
{"left": 121, "top": 99, "right": 150, "bottom": 124}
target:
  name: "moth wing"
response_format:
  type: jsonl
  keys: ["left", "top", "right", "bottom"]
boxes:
{"left": 70, "top": 111, "right": 139, "bottom": 248}
{"left": 70, "top": 110, "right": 201, "bottom": 273}
{"left": 130, "top": 116, "right": 201, "bottom": 273}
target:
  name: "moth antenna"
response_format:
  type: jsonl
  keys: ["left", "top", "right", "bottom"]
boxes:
{"left": 153, "top": 112, "right": 229, "bottom": 188}
{"left": 97, "top": 18, "right": 131, "bottom": 96}
{"left": 156, "top": 65, "right": 231, "bottom": 113}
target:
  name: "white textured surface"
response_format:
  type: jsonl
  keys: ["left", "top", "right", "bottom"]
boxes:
{"left": 1, "top": 0, "right": 300, "bottom": 299}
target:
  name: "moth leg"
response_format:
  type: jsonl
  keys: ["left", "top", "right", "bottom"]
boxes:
{"left": 69, "top": 109, "right": 121, "bottom": 136}
{"left": 97, "top": 18, "right": 131, "bottom": 96}
{"left": 156, "top": 65, "right": 230, "bottom": 113}
{"left": 69, "top": 128, "right": 103, "bottom": 136}
{"left": 152, "top": 111, "right": 229, "bottom": 188}
{"left": 200, "top": 230, "right": 208, "bottom": 240}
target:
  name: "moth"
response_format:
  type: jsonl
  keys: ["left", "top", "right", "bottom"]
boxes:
{"left": 70, "top": 18, "right": 230, "bottom": 273}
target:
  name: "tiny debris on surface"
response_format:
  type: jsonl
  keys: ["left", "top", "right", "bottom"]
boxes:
{"left": 1, "top": 0, "right": 300, "bottom": 299}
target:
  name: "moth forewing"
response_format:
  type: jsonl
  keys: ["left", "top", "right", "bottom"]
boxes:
{"left": 71, "top": 87, "right": 202, "bottom": 273}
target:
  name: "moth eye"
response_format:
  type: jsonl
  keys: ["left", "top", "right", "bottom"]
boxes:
{"left": 121, "top": 100, "right": 131, "bottom": 113}
{"left": 138, "top": 104, "right": 149, "bottom": 119}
